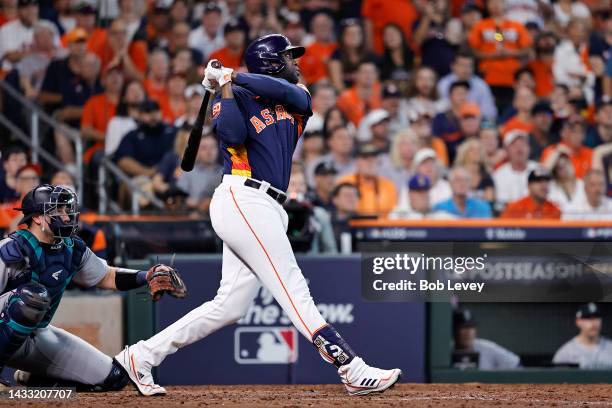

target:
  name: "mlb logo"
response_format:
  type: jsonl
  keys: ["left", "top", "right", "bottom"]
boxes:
{"left": 234, "top": 327, "right": 298, "bottom": 364}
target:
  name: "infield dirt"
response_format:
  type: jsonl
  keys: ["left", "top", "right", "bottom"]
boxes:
{"left": 2, "top": 383, "right": 611, "bottom": 407}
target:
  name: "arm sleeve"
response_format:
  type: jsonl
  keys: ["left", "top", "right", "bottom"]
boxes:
{"left": 233, "top": 73, "right": 312, "bottom": 115}
{"left": 72, "top": 247, "right": 109, "bottom": 287}
{"left": 212, "top": 97, "right": 248, "bottom": 145}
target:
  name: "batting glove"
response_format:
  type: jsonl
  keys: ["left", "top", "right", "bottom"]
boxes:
{"left": 201, "top": 76, "right": 216, "bottom": 93}
{"left": 204, "top": 59, "right": 234, "bottom": 88}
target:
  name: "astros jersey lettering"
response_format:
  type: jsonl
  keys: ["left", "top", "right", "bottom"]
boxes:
{"left": 212, "top": 73, "right": 311, "bottom": 191}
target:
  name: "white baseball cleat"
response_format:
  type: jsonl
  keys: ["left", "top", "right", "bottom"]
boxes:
{"left": 114, "top": 345, "right": 167, "bottom": 396}
{"left": 338, "top": 357, "right": 402, "bottom": 396}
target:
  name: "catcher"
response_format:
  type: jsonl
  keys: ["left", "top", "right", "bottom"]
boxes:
{"left": 0, "top": 184, "right": 186, "bottom": 390}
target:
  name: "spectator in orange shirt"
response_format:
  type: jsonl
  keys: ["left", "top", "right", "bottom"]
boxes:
{"left": 0, "top": 163, "right": 40, "bottom": 230}
{"left": 501, "top": 167, "right": 561, "bottom": 219}
{"left": 336, "top": 61, "right": 381, "bottom": 126}
{"left": 159, "top": 70, "right": 187, "bottom": 124}
{"left": 468, "top": 0, "right": 532, "bottom": 111}
{"left": 81, "top": 64, "right": 124, "bottom": 163}
{"left": 336, "top": 144, "right": 397, "bottom": 217}
{"left": 500, "top": 86, "right": 537, "bottom": 136}
{"left": 90, "top": 19, "right": 148, "bottom": 81}
{"left": 145, "top": 2, "right": 172, "bottom": 50}
{"left": 61, "top": 3, "right": 105, "bottom": 51}
{"left": 541, "top": 114, "right": 593, "bottom": 179}
{"left": 361, "top": 0, "right": 419, "bottom": 54}
{"left": 300, "top": 12, "right": 337, "bottom": 85}
{"left": 208, "top": 20, "right": 245, "bottom": 71}
{"left": 143, "top": 49, "right": 169, "bottom": 104}
{"left": 527, "top": 31, "right": 557, "bottom": 98}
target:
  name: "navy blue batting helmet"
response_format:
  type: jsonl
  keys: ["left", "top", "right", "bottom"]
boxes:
{"left": 245, "top": 34, "right": 305, "bottom": 75}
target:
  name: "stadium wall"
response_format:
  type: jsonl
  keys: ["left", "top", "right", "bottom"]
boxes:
{"left": 126, "top": 255, "right": 426, "bottom": 385}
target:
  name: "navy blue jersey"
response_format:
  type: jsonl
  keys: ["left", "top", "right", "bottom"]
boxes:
{"left": 212, "top": 73, "right": 312, "bottom": 192}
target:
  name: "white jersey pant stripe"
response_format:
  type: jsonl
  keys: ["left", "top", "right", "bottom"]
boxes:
{"left": 135, "top": 176, "right": 327, "bottom": 368}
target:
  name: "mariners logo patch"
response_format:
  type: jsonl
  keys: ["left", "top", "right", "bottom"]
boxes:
{"left": 212, "top": 102, "right": 221, "bottom": 119}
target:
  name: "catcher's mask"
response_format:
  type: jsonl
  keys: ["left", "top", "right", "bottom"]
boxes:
{"left": 15, "top": 184, "right": 80, "bottom": 239}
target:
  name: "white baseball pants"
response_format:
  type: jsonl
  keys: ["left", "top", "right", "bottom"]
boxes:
{"left": 135, "top": 175, "right": 328, "bottom": 368}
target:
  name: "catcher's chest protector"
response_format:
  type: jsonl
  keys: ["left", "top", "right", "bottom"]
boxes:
{"left": 5, "top": 229, "right": 86, "bottom": 328}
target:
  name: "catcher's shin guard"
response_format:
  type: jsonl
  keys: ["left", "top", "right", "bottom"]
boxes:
{"left": 312, "top": 324, "right": 356, "bottom": 367}
{"left": 0, "top": 284, "right": 50, "bottom": 363}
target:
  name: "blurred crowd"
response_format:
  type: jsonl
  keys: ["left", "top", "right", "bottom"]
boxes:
{"left": 1, "top": 0, "right": 612, "bottom": 249}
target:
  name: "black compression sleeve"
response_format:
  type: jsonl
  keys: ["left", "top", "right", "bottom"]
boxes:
{"left": 115, "top": 269, "right": 148, "bottom": 291}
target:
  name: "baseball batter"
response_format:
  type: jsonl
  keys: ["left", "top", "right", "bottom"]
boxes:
{"left": 0, "top": 185, "right": 185, "bottom": 390}
{"left": 115, "top": 34, "right": 401, "bottom": 396}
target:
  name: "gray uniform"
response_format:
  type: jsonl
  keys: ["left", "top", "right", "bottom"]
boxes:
{"left": 0, "top": 238, "right": 112, "bottom": 385}
{"left": 552, "top": 336, "right": 612, "bottom": 369}
{"left": 474, "top": 338, "right": 521, "bottom": 370}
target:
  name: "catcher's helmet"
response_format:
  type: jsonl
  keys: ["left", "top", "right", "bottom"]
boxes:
{"left": 15, "top": 184, "right": 80, "bottom": 238}
{"left": 245, "top": 34, "right": 305, "bottom": 75}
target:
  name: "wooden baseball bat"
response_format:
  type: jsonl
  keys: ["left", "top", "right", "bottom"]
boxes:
{"left": 180, "top": 60, "right": 221, "bottom": 172}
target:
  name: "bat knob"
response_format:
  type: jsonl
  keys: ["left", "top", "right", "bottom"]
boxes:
{"left": 211, "top": 60, "right": 222, "bottom": 69}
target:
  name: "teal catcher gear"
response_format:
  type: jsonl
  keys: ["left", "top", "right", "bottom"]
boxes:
{"left": 1, "top": 229, "right": 86, "bottom": 328}
{"left": 0, "top": 228, "right": 86, "bottom": 369}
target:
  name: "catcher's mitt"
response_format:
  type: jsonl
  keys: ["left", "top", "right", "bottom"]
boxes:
{"left": 146, "top": 264, "right": 187, "bottom": 301}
